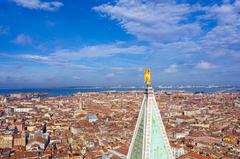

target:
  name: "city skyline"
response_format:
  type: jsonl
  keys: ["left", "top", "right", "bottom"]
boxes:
{"left": 1, "top": 0, "right": 240, "bottom": 88}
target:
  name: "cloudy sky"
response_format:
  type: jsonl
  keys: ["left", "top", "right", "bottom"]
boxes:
{"left": 0, "top": 0, "right": 240, "bottom": 88}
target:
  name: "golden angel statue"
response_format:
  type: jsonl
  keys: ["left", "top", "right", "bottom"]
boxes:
{"left": 144, "top": 68, "right": 151, "bottom": 85}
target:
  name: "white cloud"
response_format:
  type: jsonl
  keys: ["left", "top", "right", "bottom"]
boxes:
{"left": 72, "top": 76, "right": 81, "bottom": 80}
{"left": 198, "top": 1, "right": 240, "bottom": 57}
{"left": 21, "top": 54, "right": 49, "bottom": 61}
{"left": 94, "top": 0, "right": 202, "bottom": 43}
{"left": 164, "top": 64, "right": 178, "bottom": 73}
{"left": 109, "top": 66, "right": 143, "bottom": 73}
{"left": 13, "top": 34, "right": 32, "bottom": 45}
{"left": 195, "top": 61, "right": 216, "bottom": 69}
{"left": 20, "top": 53, "right": 93, "bottom": 70}
{"left": 105, "top": 73, "right": 115, "bottom": 78}
{"left": 50, "top": 43, "right": 146, "bottom": 60}
{"left": 46, "top": 20, "right": 56, "bottom": 27}
{"left": 0, "top": 26, "right": 9, "bottom": 35}
{"left": 94, "top": 0, "right": 240, "bottom": 59}
{"left": 200, "top": 25, "right": 240, "bottom": 57}
{"left": 19, "top": 43, "right": 146, "bottom": 70}
{"left": 13, "top": 0, "right": 63, "bottom": 11}
{"left": 207, "top": 1, "right": 240, "bottom": 25}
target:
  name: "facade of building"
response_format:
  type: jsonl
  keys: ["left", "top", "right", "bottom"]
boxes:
{"left": 0, "top": 134, "right": 13, "bottom": 148}
{"left": 13, "top": 133, "right": 26, "bottom": 147}
{"left": 87, "top": 113, "right": 98, "bottom": 123}
{"left": 171, "top": 145, "right": 186, "bottom": 158}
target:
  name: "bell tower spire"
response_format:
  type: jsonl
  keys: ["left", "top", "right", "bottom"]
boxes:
{"left": 127, "top": 68, "right": 174, "bottom": 159}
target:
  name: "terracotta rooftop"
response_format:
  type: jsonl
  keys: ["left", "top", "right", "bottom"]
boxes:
{"left": 179, "top": 151, "right": 208, "bottom": 159}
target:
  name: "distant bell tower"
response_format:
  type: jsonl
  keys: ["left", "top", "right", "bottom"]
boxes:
{"left": 74, "top": 96, "right": 87, "bottom": 116}
{"left": 127, "top": 68, "right": 174, "bottom": 159}
{"left": 79, "top": 98, "right": 83, "bottom": 111}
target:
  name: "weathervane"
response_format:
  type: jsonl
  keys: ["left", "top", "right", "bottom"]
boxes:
{"left": 144, "top": 68, "right": 151, "bottom": 86}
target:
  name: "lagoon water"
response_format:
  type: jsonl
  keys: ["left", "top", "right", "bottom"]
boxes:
{"left": 0, "top": 86, "right": 239, "bottom": 97}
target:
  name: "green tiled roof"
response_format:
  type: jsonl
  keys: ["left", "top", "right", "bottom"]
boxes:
{"left": 130, "top": 107, "right": 144, "bottom": 159}
{"left": 127, "top": 86, "right": 174, "bottom": 159}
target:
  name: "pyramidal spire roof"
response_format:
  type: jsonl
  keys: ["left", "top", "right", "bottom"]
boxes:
{"left": 127, "top": 69, "right": 174, "bottom": 159}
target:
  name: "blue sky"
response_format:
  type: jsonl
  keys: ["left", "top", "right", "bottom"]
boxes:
{"left": 0, "top": 0, "right": 240, "bottom": 88}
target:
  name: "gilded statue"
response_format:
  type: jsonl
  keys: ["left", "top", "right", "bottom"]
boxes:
{"left": 144, "top": 68, "right": 151, "bottom": 85}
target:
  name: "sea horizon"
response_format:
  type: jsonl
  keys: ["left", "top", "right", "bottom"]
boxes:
{"left": 1, "top": 85, "right": 239, "bottom": 97}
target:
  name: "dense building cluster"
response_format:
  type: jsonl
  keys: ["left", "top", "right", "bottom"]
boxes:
{"left": 0, "top": 91, "right": 239, "bottom": 159}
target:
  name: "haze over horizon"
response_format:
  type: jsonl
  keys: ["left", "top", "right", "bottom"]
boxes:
{"left": 0, "top": 0, "right": 240, "bottom": 88}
